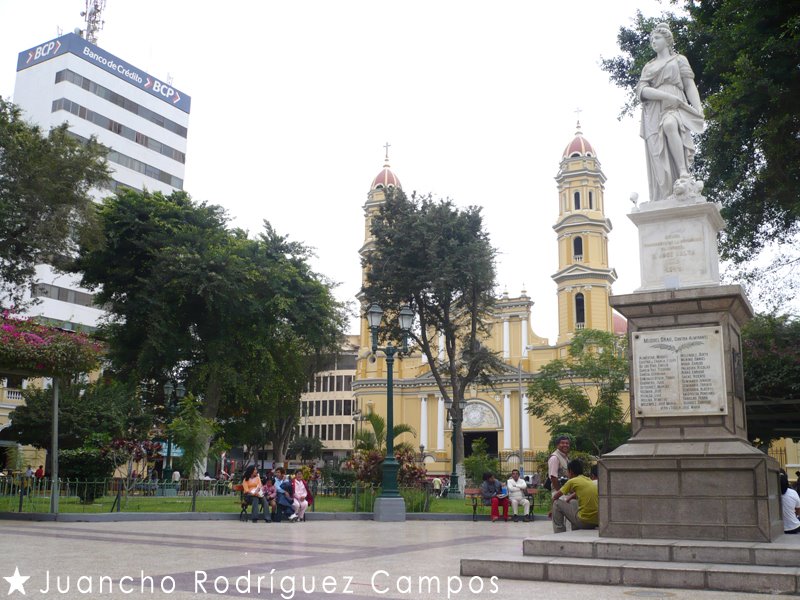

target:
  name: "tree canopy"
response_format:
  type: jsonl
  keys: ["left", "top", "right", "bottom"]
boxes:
{"left": 527, "top": 328, "right": 630, "bottom": 455}
{"left": 601, "top": 2, "right": 800, "bottom": 303}
{"left": 74, "top": 189, "right": 346, "bottom": 457}
{"left": 363, "top": 189, "right": 503, "bottom": 467}
{"left": 7, "top": 379, "right": 151, "bottom": 452}
{"left": 742, "top": 313, "right": 800, "bottom": 443}
{"left": 0, "top": 97, "right": 109, "bottom": 306}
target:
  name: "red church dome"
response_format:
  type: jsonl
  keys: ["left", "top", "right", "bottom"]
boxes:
{"left": 371, "top": 164, "right": 401, "bottom": 190}
{"left": 562, "top": 122, "right": 596, "bottom": 159}
{"left": 371, "top": 144, "right": 402, "bottom": 191}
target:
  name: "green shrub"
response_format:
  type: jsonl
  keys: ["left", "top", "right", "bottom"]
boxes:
{"left": 463, "top": 437, "right": 500, "bottom": 485}
{"left": 59, "top": 448, "right": 114, "bottom": 503}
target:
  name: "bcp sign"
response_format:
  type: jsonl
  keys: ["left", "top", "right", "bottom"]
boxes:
{"left": 25, "top": 39, "right": 63, "bottom": 64}
{"left": 145, "top": 77, "right": 182, "bottom": 105}
{"left": 17, "top": 33, "right": 191, "bottom": 113}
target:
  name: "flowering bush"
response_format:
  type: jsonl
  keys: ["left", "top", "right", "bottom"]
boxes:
{"left": 346, "top": 446, "right": 427, "bottom": 488}
{"left": 395, "top": 446, "right": 428, "bottom": 488}
{"left": 0, "top": 311, "right": 103, "bottom": 375}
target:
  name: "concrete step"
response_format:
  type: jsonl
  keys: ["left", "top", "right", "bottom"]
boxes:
{"left": 523, "top": 530, "right": 800, "bottom": 567}
{"left": 460, "top": 552, "right": 800, "bottom": 595}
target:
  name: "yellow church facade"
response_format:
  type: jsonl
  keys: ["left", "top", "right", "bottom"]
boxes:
{"left": 351, "top": 125, "right": 627, "bottom": 475}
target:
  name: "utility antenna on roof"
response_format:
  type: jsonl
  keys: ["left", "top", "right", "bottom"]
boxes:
{"left": 80, "top": 0, "right": 107, "bottom": 45}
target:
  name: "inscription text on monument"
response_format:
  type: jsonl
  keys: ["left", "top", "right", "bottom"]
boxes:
{"left": 632, "top": 326, "right": 727, "bottom": 416}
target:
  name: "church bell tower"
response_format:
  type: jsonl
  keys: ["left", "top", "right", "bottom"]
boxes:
{"left": 552, "top": 123, "right": 617, "bottom": 346}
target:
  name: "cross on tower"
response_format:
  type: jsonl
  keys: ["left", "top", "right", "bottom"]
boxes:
{"left": 383, "top": 142, "right": 391, "bottom": 162}
{"left": 574, "top": 107, "right": 583, "bottom": 131}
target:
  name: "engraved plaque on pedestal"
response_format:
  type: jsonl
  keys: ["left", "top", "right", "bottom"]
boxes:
{"left": 629, "top": 201, "right": 725, "bottom": 292}
{"left": 632, "top": 325, "right": 727, "bottom": 417}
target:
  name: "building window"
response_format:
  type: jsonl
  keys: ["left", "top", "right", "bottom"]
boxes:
{"left": 589, "top": 191, "right": 594, "bottom": 209}
{"left": 573, "top": 237, "right": 583, "bottom": 262}
{"left": 322, "top": 401, "right": 328, "bottom": 416}
{"left": 335, "top": 424, "right": 342, "bottom": 440}
{"left": 67, "top": 132, "right": 183, "bottom": 189}
{"left": 336, "top": 400, "right": 343, "bottom": 416}
{"left": 344, "top": 399, "right": 352, "bottom": 416}
{"left": 575, "top": 293, "right": 586, "bottom": 328}
{"left": 32, "top": 283, "right": 95, "bottom": 307}
{"left": 344, "top": 375, "right": 352, "bottom": 391}
{"left": 343, "top": 424, "right": 352, "bottom": 441}
{"left": 574, "top": 191, "right": 581, "bottom": 210}
{"left": 54, "top": 69, "right": 188, "bottom": 137}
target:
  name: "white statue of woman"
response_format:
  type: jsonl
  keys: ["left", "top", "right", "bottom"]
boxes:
{"left": 636, "top": 23, "right": 705, "bottom": 202}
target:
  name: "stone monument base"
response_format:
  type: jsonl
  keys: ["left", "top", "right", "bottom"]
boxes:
{"left": 373, "top": 497, "right": 406, "bottom": 522}
{"left": 603, "top": 285, "right": 783, "bottom": 542}
{"left": 599, "top": 439, "right": 782, "bottom": 542}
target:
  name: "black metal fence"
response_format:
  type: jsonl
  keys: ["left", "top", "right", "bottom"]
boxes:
{"left": 0, "top": 476, "right": 436, "bottom": 514}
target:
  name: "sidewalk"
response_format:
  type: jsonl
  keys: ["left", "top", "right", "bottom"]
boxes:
{"left": 0, "top": 518, "right": 776, "bottom": 599}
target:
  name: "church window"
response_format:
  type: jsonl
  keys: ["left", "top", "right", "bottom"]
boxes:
{"left": 574, "top": 191, "right": 581, "bottom": 210}
{"left": 573, "top": 237, "right": 583, "bottom": 262}
{"left": 589, "top": 191, "right": 593, "bottom": 209}
{"left": 575, "top": 293, "right": 586, "bottom": 328}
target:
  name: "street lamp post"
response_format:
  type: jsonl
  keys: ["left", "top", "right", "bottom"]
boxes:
{"left": 367, "top": 303, "right": 414, "bottom": 522}
{"left": 445, "top": 397, "right": 466, "bottom": 495}
{"left": 162, "top": 380, "right": 185, "bottom": 481}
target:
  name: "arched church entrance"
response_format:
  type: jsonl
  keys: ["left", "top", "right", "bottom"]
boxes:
{"left": 464, "top": 431, "right": 498, "bottom": 457}
{"left": 461, "top": 400, "right": 501, "bottom": 457}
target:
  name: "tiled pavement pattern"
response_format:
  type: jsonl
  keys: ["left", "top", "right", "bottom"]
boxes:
{"left": 0, "top": 518, "right": 779, "bottom": 599}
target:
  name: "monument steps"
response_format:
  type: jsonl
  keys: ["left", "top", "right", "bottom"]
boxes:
{"left": 460, "top": 531, "right": 800, "bottom": 595}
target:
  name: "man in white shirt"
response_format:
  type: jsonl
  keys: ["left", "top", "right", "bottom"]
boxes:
{"left": 781, "top": 473, "right": 800, "bottom": 534}
{"left": 506, "top": 469, "right": 530, "bottom": 522}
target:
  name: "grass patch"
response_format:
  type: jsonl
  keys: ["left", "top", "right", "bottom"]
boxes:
{"left": 0, "top": 491, "right": 552, "bottom": 514}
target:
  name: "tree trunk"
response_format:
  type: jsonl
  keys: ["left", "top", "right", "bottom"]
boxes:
{"left": 197, "top": 373, "right": 221, "bottom": 478}
{"left": 273, "top": 418, "right": 294, "bottom": 463}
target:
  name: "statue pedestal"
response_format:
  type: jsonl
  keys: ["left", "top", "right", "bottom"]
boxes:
{"left": 601, "top": 286, "right": 783, "bottom": 542}
{"left": 630, "top": 199, "right": 724, "bottom": 292}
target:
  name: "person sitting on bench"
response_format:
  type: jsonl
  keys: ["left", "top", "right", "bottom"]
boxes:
{"left": 242, "top": 465, "right": 270, "bottom": 523}
{"left": 480, "top": 472, "right": 509, "bottom": 522}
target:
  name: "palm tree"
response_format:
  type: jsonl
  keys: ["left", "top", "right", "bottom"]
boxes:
{"left": 354, "top": 412, "right": 416, "bottom": 454}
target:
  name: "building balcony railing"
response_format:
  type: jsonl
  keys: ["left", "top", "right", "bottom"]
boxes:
{"left": 573, "top": 254, "right": 583, "bottom": 262}
{"left": 1, "top": 388, "right": 24, "bottom": 403}
{"left": 575, "top": 322, "right": 586, "bottom": 330}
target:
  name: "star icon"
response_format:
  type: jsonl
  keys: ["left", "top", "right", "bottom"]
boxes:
{"left": 4, "top": 567, "right": 30, "bottom": 595}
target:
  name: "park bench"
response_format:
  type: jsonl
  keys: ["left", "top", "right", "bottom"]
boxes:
{"left": 464, "top": 487, "right": 486, "bottom": 521}
{"left": 232, "top": 484, "right": 249, "bottom": 521}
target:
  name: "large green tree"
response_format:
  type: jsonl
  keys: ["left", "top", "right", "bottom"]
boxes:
{"left": 742, "top": 313, "right": 800, "bottom": 444}
{"left": 363, "top": 190, "right": 503, "bottom": 472}
{"left": 0, "top": 97, "right": 109, "bottom": 306}
{"left": 601, "top": 3, "right": 800, "bottom": 303}
{"left": 527, "top": 329, "right": 630, "bottom": 455}
{"left": 7, "top": 379, "right": 151, "bottom": 454}
{"left": 75, "top": 189, "right": 345, "bottom": 460}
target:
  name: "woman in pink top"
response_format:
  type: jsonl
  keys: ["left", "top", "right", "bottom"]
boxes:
{"left": 292, "top": 469, "right": 310, "bottom": 522}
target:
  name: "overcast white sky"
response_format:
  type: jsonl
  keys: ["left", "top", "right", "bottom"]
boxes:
{"left": 0, "top": 1, "right": 675, "bottom": 343}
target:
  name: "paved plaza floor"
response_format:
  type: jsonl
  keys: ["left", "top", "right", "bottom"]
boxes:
{"left": 0, "top": 517, "right": 779, "bottom": 599}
